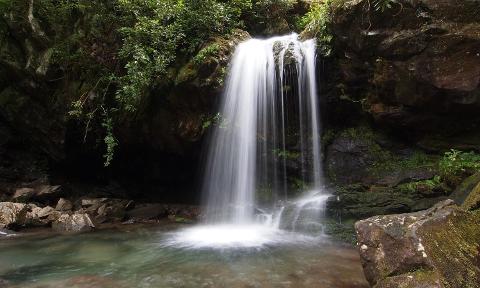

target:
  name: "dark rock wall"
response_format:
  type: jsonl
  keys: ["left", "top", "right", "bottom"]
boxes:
{"left": 323, "top": 0, "right": 480, "bottom": 223}
{"left": 1, "top": 0, "right": 480, "bottom": 211}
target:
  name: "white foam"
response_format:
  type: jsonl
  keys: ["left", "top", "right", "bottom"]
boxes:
{"left": 163, "top": 224, "right": 318, "bottom": 249}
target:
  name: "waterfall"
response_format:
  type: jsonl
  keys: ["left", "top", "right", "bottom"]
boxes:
{"left": 165, "top": 34, "right": 328, "bottom": 248}
{"left": 201, "top": 34, "right": 324, "bottom": 226}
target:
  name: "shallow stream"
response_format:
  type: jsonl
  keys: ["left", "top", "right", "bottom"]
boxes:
{"left": 0, "top": 225, "right": 368, "bottom": 288}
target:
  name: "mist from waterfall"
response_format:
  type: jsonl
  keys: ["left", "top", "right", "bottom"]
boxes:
{"left": 201, "top": 34, "right": 324, "bottom": 226}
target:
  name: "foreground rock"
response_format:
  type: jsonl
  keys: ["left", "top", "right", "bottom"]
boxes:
{"left": 355, "top": 200, "right": 480, "bottom": 287}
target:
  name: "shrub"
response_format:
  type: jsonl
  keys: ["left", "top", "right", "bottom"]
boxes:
{"left": 439, "top": 149, "right": 480, "bottom": 181}
{"left": 298, "top": 0, "right": 335, "bottom": 51}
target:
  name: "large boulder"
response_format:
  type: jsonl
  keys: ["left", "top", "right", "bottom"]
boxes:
{"left": 355, "top": 200, "right": 480, "bottom": 287}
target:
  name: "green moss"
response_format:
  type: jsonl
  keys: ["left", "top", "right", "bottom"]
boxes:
{"left": 397, "top": 176, "right": 443, "bottom": 194}
{"left": 369, "top": 149, "right": 437, "bottom": 177}
{"left": 289, "top": 177, "right": 308, "bottom": 193}
{"left": 273, "top": 149, "right": 300, "bottom": 160}
{"left": 201, "top": 113, "right": 227, "bottom": 130}
{"left": 321, "top": 129, "right": 336, "bottom": 146}
{"left": 462, "top": 182, "right": 480, "bottom": 211}
{"left": 375, "top": 269, "right": 443, "bottom": 288}
{"left": 420, "top": 209, "right": 480, "bottom": 287}
{"left": 323, "top": 218, "right": 357, "bottom": 245}
{"left": 338, "top": 126, "right": 438, "bottom": 177}
{"left": 334, "top": 184, "right": 416, "bottom": 218}
{"left": 339, "top": 125, "right": 376, "bottom": 140}
{"left": 175, "top": 63, "right": 198, "bottom": 85}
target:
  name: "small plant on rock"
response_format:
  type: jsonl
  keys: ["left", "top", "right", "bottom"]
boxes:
{"left": 439, "top": 149, "right": 480, "bottom": 183}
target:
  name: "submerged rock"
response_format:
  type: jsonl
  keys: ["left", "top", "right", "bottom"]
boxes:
{"left": 52, "top": 213, "right": 95, "bottom": 233}
{"left": 355, "top": 200, "right": 480, "bottom": 287}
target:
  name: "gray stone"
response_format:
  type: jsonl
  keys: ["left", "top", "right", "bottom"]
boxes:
{"left": 55, "top": 198, "right": 73, "bottom": 211}
{"left": 12, "top": 188, "right": 35, "bottom": 202}
{"left": 52, "top": 213, "right": 95, "bottom": 233}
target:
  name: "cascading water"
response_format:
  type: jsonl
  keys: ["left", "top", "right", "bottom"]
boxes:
{"left": 167, "top": 34, "right": 329, "bottom": 248}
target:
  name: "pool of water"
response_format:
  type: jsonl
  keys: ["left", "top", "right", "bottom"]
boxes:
{"left": 0, "top": 225, "right": 368, "bottom": 288}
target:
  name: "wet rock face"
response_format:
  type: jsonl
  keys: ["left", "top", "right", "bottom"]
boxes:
{"left": 332, "top": 0, "right": 480, "bottom": 145}
{"left": 355, "top": 200, "right": 480, "bottom": 287}
{"left": 325, "top": 134, "right": 376, "bottom": 185}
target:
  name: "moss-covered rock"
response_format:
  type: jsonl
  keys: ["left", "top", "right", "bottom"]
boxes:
{"left": 356, "top": 200, "right": 480, "bottom": 287}
{"left": 450, "top": 172, "right": 480, "bottom": 206}
{"left": 462, "top": 182, "right": 480, "bottom": 211}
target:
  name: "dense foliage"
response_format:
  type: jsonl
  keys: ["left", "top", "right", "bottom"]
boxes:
{"left": 0, "top": 0, "right": 306, "bottom": 166}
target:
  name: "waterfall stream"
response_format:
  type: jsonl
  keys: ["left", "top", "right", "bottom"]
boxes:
{"left": 168, "top": 34, "right": 329, "bottom": 248}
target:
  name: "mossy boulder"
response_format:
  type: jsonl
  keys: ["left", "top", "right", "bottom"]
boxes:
{"left": 462, "top": 182, "right": 480, "bottom": 211}
{"left": 450, "top": 172, "right": 480, "bottom": 206}
{"left": 355, "top": 200, "right": 480, "bottom": 287}
{"left": 325, "top": 126, "right": 439, "bottom": 186}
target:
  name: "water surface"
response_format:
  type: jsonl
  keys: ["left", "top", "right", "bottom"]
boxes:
{"left": 0, "top": 225, "right": 368, "bottom": 288}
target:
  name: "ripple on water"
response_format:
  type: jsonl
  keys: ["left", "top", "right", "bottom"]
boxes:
{"left": 0, "top": 226, "right": 368, "bottom": 288}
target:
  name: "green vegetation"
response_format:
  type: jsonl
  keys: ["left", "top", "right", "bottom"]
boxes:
{"left": 369, "top": 149, "right": 435, "bottom": 177}
{"left": 290, "top": 177, "right": 308, "bottom": 192}
{"left": 273, "top": 149, "right": 300, "bottom": 160}
{"left": 201, "top": 113, "right": 228, "bottom": 129}
{"left": 372, "top": 0, "right": 395, "bottom": 12}
{"left": 321, "top": 129, "right": 336, "bottom": 146}
{"left": 439, "top": 149, "right": 480, "bottom": 180}
{"left": 323, "top": 218, "right": 357, "bottom": 245}
{"left": 298, "top": 0, "right": 339, "bottom": 54}
{"left": 336, "top": 126, "right": 437, "bottom": 177}
{"left": 193, "top": 44, "right": 221, "bottom": 66}
{"left": 1, "top": 0, "right": 267, "bottom": 166}
{"left": 397, "top": 175, "right": 444, "bottom": 194}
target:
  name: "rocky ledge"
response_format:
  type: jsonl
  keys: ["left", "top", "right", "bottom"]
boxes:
{"left": 355, "top": 199, "right": 480, "bottom": 287}
{"left": 0, "top": 198, "right": 200, "bottom": 234}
